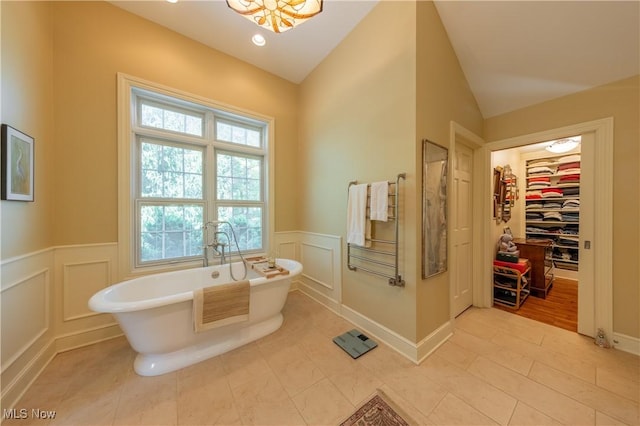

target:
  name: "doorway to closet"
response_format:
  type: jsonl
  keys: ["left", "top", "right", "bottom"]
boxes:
{"left": 481, "top": 117, "right": 612, "bottom": 340}
{"left": 491, "top": 138, "right": 582, "bottom": 332}
{"left": 449, "top": 118, "right": 612, "bottom": 340}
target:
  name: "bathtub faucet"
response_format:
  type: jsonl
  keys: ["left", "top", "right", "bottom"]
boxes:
{"left": 203, "top": 221, "right": 232, "bottom": 265}
{"left": 211, "top": 231, "right": 230, "bottom": 264}
{"left": 202, "top": 221, "right": 223, "bottom": 267}
{"left": 202, "top": 220, "right": 248, "bottom": 281}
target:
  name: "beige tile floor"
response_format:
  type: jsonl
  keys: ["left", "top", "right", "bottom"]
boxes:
{"left": 6, "top": 291, "right": 639, "bottom": 426}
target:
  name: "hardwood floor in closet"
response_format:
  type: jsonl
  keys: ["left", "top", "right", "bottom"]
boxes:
{"left": 495, "top": 277, "right": 578, "bottom": 332}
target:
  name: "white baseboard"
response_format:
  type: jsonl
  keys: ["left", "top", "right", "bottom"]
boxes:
{"left": 297, "top": 281, "right": 341, "bottom": 314}
{"left": 0, "top": 339, "right": 57, "bottom": 413}
{"left": 339, "top": 304, "right": 452, "bottom": 364}
{"left": 416, "top": 321, "right": 454, "bottom": 363}
{"left": 612, "top": 332, "right": 640, "bottom": 356}
{"left": 56, "top": 323, "right": 123, "bottom": 354}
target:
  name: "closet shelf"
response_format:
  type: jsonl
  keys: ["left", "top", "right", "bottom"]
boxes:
{"left": 525, "top": 154, "right": 581, "bottom": 168}
{"left": 526, "top": 184, "right": 580, "bottom": 190}
{"left": 526, "top": 220, "right": 579, "bottom": 225}
{"left": 554, "top": 257, "right": 578, "bottom": 261}
{"left": 524, "top": 151, "right": 581, "bottom": 274}
{"left": 525, "top": 172, "right": 581, "bottom": 179}
{"left": 525, "top": 209, "right": 580, "bottom": 213}
{"left": 554, "top": 244, "right": 579, "bottom": 249}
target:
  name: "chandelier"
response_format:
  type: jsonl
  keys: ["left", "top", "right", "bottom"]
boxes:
{"left": 226, "top": 0, "right": 323, "bottom": 33}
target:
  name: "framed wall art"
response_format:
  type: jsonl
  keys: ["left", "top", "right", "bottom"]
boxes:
{"left": 2, "top": 124, "right": 34, "bottom": 201}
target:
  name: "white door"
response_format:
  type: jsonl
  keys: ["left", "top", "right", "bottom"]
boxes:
{"left": 577, "top": 132, "right": 595, "bottom": 335}
{"left": 452, "top": 142, "right": 474, "bottom": 316}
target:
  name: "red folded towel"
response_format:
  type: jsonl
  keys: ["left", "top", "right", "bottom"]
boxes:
{"left": 494, "top": 259, "right": 530, "bottom": 274}
{"left": 559, "top": 174, "right": 580, "bottom": 182}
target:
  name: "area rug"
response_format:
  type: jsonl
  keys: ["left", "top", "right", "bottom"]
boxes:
{"left": 339, "top": 389, "right": 417, "bottom": 426}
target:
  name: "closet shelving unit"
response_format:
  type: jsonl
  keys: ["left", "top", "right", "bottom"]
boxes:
{"left": 524, "top": 151, "right": 580, "bottom": 273}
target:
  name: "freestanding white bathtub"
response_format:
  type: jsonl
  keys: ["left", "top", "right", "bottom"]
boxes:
{"left": 88, "top": 258, "right": 302, "bottom": 376}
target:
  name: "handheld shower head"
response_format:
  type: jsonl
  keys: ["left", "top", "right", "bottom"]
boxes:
{"left": 203, "top": 220, "right": 222, "bottom": 229}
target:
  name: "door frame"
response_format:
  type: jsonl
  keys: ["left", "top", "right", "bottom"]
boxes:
{"left": 476, "top": 117, "right": 613, "bottom": 338}
{"left": 448, "top": 122, "right": 485, "bottom": 322}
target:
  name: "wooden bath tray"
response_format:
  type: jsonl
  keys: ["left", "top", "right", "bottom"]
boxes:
{"left": 244, "top": 256, "right": 290, "bottom": 279}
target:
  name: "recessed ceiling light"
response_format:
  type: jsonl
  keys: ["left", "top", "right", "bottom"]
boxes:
{"left": 252, "top": 34, "right": 266, "bottom": 47}
{"left": 166, "top": 0, "right": 178, "bottom": 3}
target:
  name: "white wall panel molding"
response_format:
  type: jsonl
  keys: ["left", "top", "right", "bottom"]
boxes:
{"left": 62, "top": 259, "right": 112, "bottom": 321}
{"left": 1, "top": 249, "right": 53, "bottom": 292}
{"left": 273, "top": 232, "right": 300, "bottom": 291}
{"left": 300, "top": 242, "right": 335, "bottom": 290}
{"left": 1, "top": 269, "right": 51, "bottom": 371}
{"left": 274, "top": 231, "right": 342, "bottom": 303}
{"left": 54, "top": 243, "right": 119, "bottom": 334}
{"left": 300, "top": 233, "right": 342, "bottom": 303}
{"left": 0, "top": 243, "right": 119, "bottom": 410}
{"left": 273, "top": 234, "right": 298, "bottom": 260}
{"left": 0, "top": 248, "right": 55, "bottom": 413}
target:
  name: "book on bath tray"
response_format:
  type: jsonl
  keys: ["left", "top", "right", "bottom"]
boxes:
{"left": 244, "top": 256, "right": 290, "bottom": 278}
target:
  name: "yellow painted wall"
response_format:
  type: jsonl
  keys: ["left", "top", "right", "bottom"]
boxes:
{"left": 1, "top": 1, "right": 55, "bottom": 258}
{"left": 50, "top": 1, "right": 300, "bottom": 246}
{"left": 1, "top": 2, "right": 59, "bottom": 409}
{"left": 484, "top": 75, "right": 640, "bottom": 338}
{"left": 415, "top": 1, "right": 484, "bottom": 340}
{"left": 299, "top": 1, "right": 483, "bottom": 342}
{"left": 300, "top": 1, "right": 418, "bottom": 341}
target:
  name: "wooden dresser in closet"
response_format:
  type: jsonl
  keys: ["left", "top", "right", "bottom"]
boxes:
{"left": 513, "top": 238, "right": 554, "bottom": 298}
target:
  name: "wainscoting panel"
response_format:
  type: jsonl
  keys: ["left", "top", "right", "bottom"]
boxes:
{"left": 274, "top": 238, "right": 298, "bottom": 262}
{"left": 63, "top": 259, "right": 112, "bottom": 321}
{"left": 274, "top": 231, "right": 343, "bottom": 312}
{"left": 300, "top": 243, "right": 335, "bottom": 290}
{"left": 54, "top": 243, "right": 121, "bottom": 348}
{"left": 0, "top": 249, "right": 55, "bottom": 413}
{"left": 1, "top": 269, "right": 50, "bottom": 371}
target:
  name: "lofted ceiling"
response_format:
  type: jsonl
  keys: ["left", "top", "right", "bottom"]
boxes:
{"left": 110, "top": 0, "right": 639, "bottom": 118}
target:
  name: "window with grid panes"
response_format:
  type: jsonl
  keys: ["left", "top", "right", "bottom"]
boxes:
{"left": 132, "top": 90, "right": 267, "bottom": 267}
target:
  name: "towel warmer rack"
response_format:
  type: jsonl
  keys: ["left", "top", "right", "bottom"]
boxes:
{"left": 347, "top": 173, "right": 406, "bottom": 286}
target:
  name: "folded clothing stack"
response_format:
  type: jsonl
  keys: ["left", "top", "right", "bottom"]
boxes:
{"left": 493, "top": 258, "right": 530, "bottom": 274}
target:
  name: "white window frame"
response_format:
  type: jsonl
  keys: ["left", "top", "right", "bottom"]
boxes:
{"left": 117, "top": 73, "right": 275, "bottom": 278}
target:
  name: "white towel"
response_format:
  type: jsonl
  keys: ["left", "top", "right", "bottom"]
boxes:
{"left": 369, "top": 181, "right": 389, "bottom": 222}
{"left": 347, "top": 184, "right": 370, "bottom": 246}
